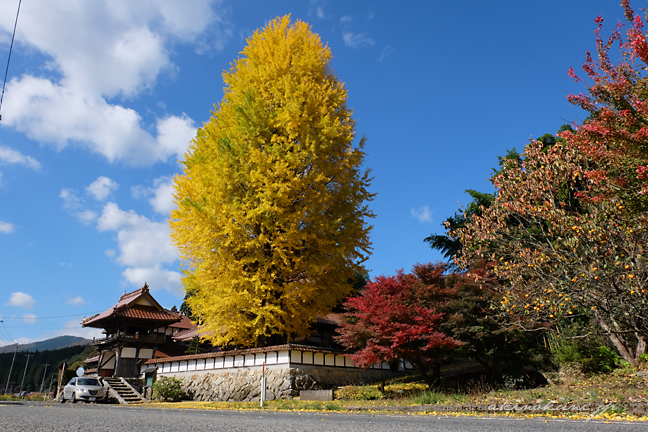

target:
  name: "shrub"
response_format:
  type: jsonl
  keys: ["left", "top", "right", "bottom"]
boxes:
{"left": 335, "top": 385, "right": 385, "bottom": 400}
{"left": 152, "top": 376, "right": 186, "bottom": 402}
{"left": 553, "top": 339, "right": 620, "bottom": 374}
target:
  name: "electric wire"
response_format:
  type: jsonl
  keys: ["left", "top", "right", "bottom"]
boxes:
{"left": 0, "top": 310, "right": 104, "bottom": 320}
{"left": 0, "top": 0, "right": 22, "bottom": 119}
{"left": 0, "top": 320, "right": 14, "bottom": 343}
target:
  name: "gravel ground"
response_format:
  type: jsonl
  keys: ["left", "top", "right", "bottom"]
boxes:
{"left": 1, "top": 401, "right": 646, "bottom": 432}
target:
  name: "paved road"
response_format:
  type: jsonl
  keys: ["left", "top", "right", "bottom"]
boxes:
{"left": 1, "top": 401, "right": 646, "bottom": 432}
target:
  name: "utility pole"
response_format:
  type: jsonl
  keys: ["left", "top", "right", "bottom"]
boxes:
{"left": 4, "top": 344, "right": 18, "bottom": 395}
{"left": 39, "top": 364, "right": 49, "bottom": 395}
{"left": 48, "top": 374, "right": 56, "bottom": 398}
{"left": 18, "top": 353, "right": 32, "bottom": 396}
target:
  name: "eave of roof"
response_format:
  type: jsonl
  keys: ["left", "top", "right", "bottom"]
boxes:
{"left": 168, "top": 314, "right": 195, "bottom": 329}
{"left": 82, "top": 284, "right": 181, "bottom": 328}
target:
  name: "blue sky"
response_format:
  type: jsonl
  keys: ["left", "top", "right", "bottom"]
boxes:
{"left": 0, "top": 0, "right": 632, "bottom": 345}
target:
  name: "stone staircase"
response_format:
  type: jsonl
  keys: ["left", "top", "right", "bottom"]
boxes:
{"left": 103, "top": 377, "right": 147, "bottom": 405}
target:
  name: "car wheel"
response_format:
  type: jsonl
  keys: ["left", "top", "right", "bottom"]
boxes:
{"left": 70, "top": 392, "right": 76, "bottom": 403}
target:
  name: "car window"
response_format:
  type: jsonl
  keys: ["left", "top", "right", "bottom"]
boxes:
{"left": 68, "top": 378, "right": 76, "bottom": 385}
{"left": 77, "top": 378, "right": 100, "bottom": 386}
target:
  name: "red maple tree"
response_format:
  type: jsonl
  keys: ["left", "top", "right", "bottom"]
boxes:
{"left": 335, "top": 264, "right": 461, "bottom": 385}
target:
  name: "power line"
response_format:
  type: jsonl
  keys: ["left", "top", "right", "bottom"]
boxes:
{"left": 0, "top": 310, "right": 104, "bottom": 321}
{"left": 0, "top": 320, "right": 13, "bottom": 343}
{"left": 0, "top": 0, "right": 21, "bottom": 121}
{"left": 1, "top": 326, "right": 97, "bottom": 331}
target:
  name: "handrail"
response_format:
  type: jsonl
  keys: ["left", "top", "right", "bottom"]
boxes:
{"left": 93, "top": 332, "right": 166, "bottom": 344}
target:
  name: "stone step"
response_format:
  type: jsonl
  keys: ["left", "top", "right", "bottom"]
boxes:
{"left": 103, "top": 378, "right": 146, "bottom": 405}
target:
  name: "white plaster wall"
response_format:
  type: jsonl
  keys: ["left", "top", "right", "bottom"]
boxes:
{"left": 244, "top": 354, "right": 254, "bottom": 366}
{"left": 122, "top": 347, "right": 137, "bottom": 358}
{"left": 140, "top": 348, "right": 154, "bottom": 359}
{"left": 278, "top": 351, "right": 289, "bottom": 363}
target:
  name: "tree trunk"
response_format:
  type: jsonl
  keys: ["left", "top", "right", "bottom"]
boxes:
{"left": 635, "top": 333, "right": 646, "bottom": 359}
{"left": 594, "top": 309, "right": 638, "bottom": 366}
{"left": 412, "top": 361, "right": 437, "bottom": 388}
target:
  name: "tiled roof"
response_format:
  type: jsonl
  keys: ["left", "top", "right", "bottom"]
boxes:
{"left": 173, "top": 327, "right": 200, "bottom": 342}
{"left": 144, "top": 344, "right": 345, "bottom": 365}
{"left": 119, "top": 305, "right": 181, "bottom": 321}
{"left": 82, "top": 283, "right": 181, "bottom": 327}
{"left": 154, "top": 347, "right": 187, "bottom": 358}
{"left": 168, "top": 314, "right": 195, "bottom": 329}
{"left": 85, "top": 356, "right": 99, "bottom": 363}
{"left": 317, "top": 313, "right": 343, "bottom": 326}
{"left": 153, "top": 350, "right": 172, "bottom": 359}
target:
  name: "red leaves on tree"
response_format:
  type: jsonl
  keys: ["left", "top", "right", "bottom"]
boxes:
{"left": 567, "top": 0, "right": 648, "bottom": 197}
{"left": 335, "top": 264, "right": 461, "bottom": 383}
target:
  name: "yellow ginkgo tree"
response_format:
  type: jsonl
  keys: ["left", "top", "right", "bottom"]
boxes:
{"left": 171, "top": 16, "right": 374, "bottom": 347}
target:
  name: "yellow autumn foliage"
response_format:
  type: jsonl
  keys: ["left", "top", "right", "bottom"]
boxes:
{"left": 170, "top": 16, "right": 374, "bottom": 347}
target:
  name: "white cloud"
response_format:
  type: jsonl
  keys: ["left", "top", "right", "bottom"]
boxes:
{"left": 149, "top": 177, "right": 176, "bottom": 215}
{"left": 60, "top": 188, "right": 82, "bottom": 210}
{"left": 76, "top": 210, "right": 98, "bottom": 224}
{"left": 67, "top": 296, "right": 87, "bottom": 306}
{"left": 4, "top": 337, "right": 33, "bottom": 347}
{"left": 309, "top": 0, "right": 325, "bottom": 19}
{"left": 21, "top": 313, "right": 37, "bottom": 324}
{"left": 122, "top": 266, "right": 182, "bottom": 296}
{"left": 105, "top": 249, "right": 116, "bottom": 258}
{"left": 9, "top": 319, "right": 106, "bottom": 345}
{"left": 132, "top": 175, "right": 176, "bottom": 215}
{"left": 343, "top": 32, "right": 375, "bottom": 48}
{"left": 155, "top": 114, "right": 197, "bottom": 163}
{"left": 379, "top": 45, "right": 394, "bottom": 62}
{"left": 0, "top": 146, "right": 41, "bottom": 169}
{"left": 411, "top": 206, "right": 433, "bottom": 223}
{"left": 7, "top": 292, "right": 35, "bottom": 309}
{"left": 0, "top": 221, "right": 15, "bottom": 234}
{"left": 55, "top": 319, "right": 104, "bottom": 341}
{"left": 340, "top": 16, "right": 352, "bottom": 23}
{"left": 0, "top": 0, "right": 218, "bottom": 166}
{"left": 86, "top": 176, "right": 119, "bottom": 201}
{"left": 4, "top": 77, "right": 197, "bottom": 165}
{"left": 97, "top": 202, "right": 181, "bottom": 295}
{"left": 60, "top": 188, "right": 98, "bottom": 223}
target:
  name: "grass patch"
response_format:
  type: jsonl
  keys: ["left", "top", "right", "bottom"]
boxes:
{"left": 0, "top": 394, "right": 49, "bottom": 402}
{"left": 413, "top": 391, "right": 447, "bottom": 405}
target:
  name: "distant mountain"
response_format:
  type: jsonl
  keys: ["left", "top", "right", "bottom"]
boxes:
{"left": 0, "top": 335, "right": 91, "bottom": 354}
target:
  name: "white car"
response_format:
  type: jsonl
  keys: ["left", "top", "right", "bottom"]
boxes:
{"left": 60, "top": 377, "right": 106, "bottom": 403}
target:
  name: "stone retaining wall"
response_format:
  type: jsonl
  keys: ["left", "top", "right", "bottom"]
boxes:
{"left": 167, "top": 365, "right": 400, "bottom": 402}
{"left": 186, "top": 368, "right": 286, "bottom": 401}
{"left": 296, "top": 364, "right": 395, "bottom": 388}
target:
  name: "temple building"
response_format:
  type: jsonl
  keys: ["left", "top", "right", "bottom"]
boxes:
{"left": 82, "top": 284, "right": 194, "bottom": 377}
{"left": 82, "top": 283, "right": 410, "bottom": 403}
